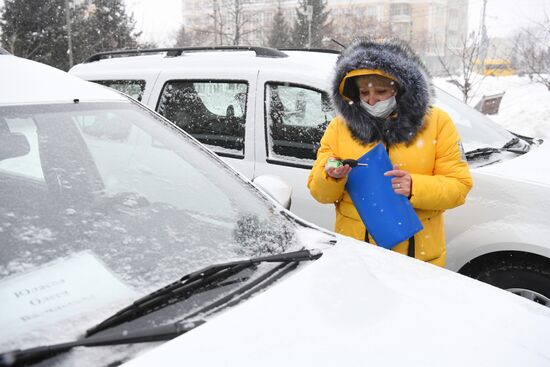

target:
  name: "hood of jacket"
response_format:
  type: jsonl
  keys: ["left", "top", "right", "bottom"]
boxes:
{"left": 331, "top": 39, "right": 434, "bottom": 146}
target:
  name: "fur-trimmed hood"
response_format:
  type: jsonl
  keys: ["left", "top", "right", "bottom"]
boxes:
{"left": 331, "top": 39, "right": 434, "bottom": 146}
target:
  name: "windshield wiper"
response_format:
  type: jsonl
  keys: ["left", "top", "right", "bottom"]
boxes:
{"left": 466, "top": 137, "right": 529, "bottom": 161}
{"left": 0, "top": 248, "right": 322, "bottom": 366}
{"left": 0, "top": 319, "right": 205, "bottom": 367}
{"left": 85, "top": 248, "right": 322, "bottom": 337}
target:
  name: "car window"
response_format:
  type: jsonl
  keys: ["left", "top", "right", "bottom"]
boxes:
{"left": 92, "top": 80, "right": 146, "bottom": 101}
{"left": 157, "top": 80, "right": 248, "bottom": 158}
{"left": 265, "top": 83, "right": 334, "bottom": 164}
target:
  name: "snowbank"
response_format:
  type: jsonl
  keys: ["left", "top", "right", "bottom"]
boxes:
{"left": 434, "top": 75, "right": 550, "bottom": 139}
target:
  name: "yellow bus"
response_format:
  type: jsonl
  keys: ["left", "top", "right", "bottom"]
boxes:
{"left": 475, "top": 59, "right": 517, "bottom": 76}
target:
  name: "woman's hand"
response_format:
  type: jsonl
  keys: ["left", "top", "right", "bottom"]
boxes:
{"left": 384, "top": 164, "right": 412, "bottom": 197}
{"left": 325, "top": 158, "right": 352, "bottom": 179}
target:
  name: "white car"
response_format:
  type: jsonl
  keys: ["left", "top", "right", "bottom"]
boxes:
{"left": 2, "top": 51, "right": 550, "bottom": 366}
{"left": 69, "top": 47, "right": 550, "bottom": 306}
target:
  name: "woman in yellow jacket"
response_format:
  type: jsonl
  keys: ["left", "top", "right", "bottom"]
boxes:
{"left": 308, "top": 39, "right": 473, "bottom": 267}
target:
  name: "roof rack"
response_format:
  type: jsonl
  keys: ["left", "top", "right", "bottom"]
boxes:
{"left": 279, "top": 48, "right": 341, "bottom": 55}
{"left": 84, "top": 46, "right": 288, "bottom": 63}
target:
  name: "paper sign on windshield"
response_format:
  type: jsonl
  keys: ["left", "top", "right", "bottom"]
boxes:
{"left": 0, "top": 251, "right": 137, "bottom": 342}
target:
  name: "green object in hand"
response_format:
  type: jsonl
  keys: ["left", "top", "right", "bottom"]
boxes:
{"left": 326, "top": 158, "right": 343, "bottom": 168}
{"left": 327, "top": 158, "right": 369, "bottom": 169}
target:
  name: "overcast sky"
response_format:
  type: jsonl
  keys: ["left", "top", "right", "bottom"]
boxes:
{"left": 469, "top": 0, "right": 549, "bottom": 37}
{"left": 124, "top": 0, "right": 184, "bottom": 46}
{"left": 123, "top": 0, "right": 550, "bottom": 47}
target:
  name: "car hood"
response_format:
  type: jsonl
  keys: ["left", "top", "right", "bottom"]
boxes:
{"left": 123, "top": 236, "right": 550, "bottom": 366}
{"left": 476, "top": 140, "right": 550, "bottom": 186}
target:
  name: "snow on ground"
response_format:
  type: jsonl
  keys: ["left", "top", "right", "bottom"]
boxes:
{"left": 434, "top": 75, "right": 550, "bottom": 139}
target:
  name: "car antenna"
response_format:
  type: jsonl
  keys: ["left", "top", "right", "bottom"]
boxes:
{"left": 322, "top": 37, "right": 346, "bottom": 49}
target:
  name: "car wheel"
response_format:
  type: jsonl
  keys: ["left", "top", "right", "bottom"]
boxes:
{"left": 464, "top": 254, "right": 550, "bottom": 307}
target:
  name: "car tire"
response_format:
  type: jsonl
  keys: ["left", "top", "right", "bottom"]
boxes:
{"left": 463, "top": 253, "right": 550, "bottom": 307}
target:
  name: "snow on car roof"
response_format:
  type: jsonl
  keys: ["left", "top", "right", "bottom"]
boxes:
{"left": 0, "top": 54, "right": 126, "bottom": 106}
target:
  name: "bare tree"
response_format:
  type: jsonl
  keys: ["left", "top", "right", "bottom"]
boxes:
{"left": 228, "top": 0, "right": 253, "bottom": 45}
{"left": 210, "top": 0, "right": 225, "bottom": 45}
{"left": 185, "top": 0, "right": 223, "bottom": 46}
{"left": 329, "top": 4, "right": 390, "bottom": 47}
{"left": 179, "top": 26, "right": 211, "bottom": 47}
{"left": 195, "top": 0, "right": 256, "bottom": 46}
{"left": 513, "top": 15, "right": 550, "bottom": 91}
{"left": 174, "top": 25, "right": 192, "bottom": 47}
{"left": 435, "top": 31, "right": 488, "bottom": 103}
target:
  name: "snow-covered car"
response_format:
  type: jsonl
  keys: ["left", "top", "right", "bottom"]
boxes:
{"left": 69, "top": 47, "right": 550, "bottom": 306}
{"left": 2, "top": 52, "right": 550, "bottom": 366}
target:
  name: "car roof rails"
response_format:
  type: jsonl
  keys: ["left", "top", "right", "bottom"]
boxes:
{"left": 279, "top": 48, "right": 341, "bottom": 55}
{"left": 0, "top": 47, "right": 11, "bottom": 55}
{"left": 84, "top": 46, "right": 288, "bottom": 63}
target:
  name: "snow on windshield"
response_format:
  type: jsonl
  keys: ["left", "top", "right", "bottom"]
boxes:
{"left": 0, "top": 101, "right": 303, "bottom": 353}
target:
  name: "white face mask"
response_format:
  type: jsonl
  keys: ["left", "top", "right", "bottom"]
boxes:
{"left": 360, "top": 96, "right": 397, "bottom": 118}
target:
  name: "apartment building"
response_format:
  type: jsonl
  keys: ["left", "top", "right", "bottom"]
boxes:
{"left": 182, "top": 0, "right": 468, "bottom": 71}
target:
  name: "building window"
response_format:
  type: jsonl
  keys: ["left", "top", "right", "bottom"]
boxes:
{"left": 390, "top": 3, "right": 411, "bottom": 16}
{"left": 367, "top": 5, "right": 379, "bottom": 18}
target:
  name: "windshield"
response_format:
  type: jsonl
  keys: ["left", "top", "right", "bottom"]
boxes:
{"left": 0, "top": 101, "right": 304, "bottom": 363}
{"left": 433, "top": 87, "right": 514, "bottom": 152}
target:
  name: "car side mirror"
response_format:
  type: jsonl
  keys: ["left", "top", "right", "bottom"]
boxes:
{"left": 252, "top": 174, "right": 292, "bottom": 209}
{"left": 0, "top": 132, "right": 30, "bottom": 161}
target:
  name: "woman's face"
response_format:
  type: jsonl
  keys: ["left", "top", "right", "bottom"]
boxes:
{"left": 356, "top": 77, "right": 396, "bottom": 106}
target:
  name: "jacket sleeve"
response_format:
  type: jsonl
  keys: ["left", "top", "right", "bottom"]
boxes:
{"left": 409, "top": 109, "right": 473, "bottom": 210}
{"left": 307, "top": 118, "right": 348, "bottom": 204}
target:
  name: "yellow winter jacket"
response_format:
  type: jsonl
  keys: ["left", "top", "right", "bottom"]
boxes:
{"left": 308, "top": 107, "right": 473, "bottom": 266}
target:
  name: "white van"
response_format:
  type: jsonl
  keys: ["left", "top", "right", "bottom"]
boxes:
{"left": 69, "top": 47, "right": 550, "bottom": 306}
